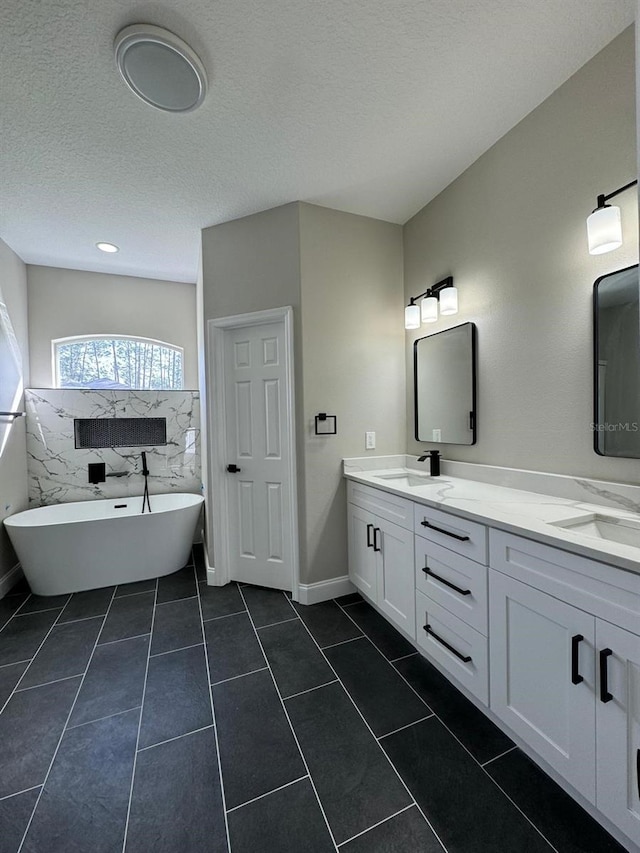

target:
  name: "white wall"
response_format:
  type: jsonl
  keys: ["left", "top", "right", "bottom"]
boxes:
{"left": 27, "top": 266, "right": 198, "bottom": 388}
{"left": 0, "top": 239, "right": 30, "bottom": 590}
{"left": 404, "top": 27, "right": 639, "bottom": 483}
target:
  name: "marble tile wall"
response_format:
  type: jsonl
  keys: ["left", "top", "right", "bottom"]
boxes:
{"left": 25, "top": 389, "right": 202, "bottom": 506}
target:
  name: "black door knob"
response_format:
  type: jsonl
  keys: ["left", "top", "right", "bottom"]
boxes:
{"left": 226, "top": 464, "right": 241, "bottom": 473}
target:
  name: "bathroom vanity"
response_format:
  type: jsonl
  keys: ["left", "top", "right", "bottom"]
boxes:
{"left": 345, "top": 459, "right": 640, "bottom": 852}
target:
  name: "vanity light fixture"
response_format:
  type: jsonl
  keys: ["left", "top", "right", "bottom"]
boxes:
{"left": 96, "top": 242, "right": 119, "bottom": 253}
{"left": 587, "top": 180, "right": 637, "bottom": 255}
{"left": 405, "top": 276, "right": 458, "bottom": 330}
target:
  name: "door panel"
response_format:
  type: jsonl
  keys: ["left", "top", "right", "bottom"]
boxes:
{"left": 490, "top": 571, "right": 596, "bottom": 803}
{"left": 596, "top": 620, "right": 640, "bottom": 847}
{"left": 347, "top": 504, "right": 377, "bottom": 599}
{"left": 377, "top": 519, "right": 415, "bottom": 639}
{"left": 224, "top": 320, "right": 292, "bottom": 590}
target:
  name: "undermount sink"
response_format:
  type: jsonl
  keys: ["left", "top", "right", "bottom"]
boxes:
{"left": 550, "top": 513, "right": 640, "bottom": 548}
{"left": 374, "top": 471, "right": 446, "bottom": 487}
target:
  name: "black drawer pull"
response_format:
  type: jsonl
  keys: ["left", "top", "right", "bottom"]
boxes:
{"left": 420, "top": 520, "right": 470, "bottom": 542}
{"left": 373, "top": 527, "right": 381, "bottom": 552}
{"left": 423, "top": 624, "right": 472, "bottom": 663}
{"left": 599, "top": 648, "right": 613, "bottom": 703}
{"left": 422, "top": 566, "right": 471, "bottom": 596}
{"left": 637, "top": 749, "right": 640, "bottom": 800}
{"left": 366, "top": 523, "right": 374, "bottom": 548}
{"left": 571, "top": 634, "right": 584, "bottom": 685}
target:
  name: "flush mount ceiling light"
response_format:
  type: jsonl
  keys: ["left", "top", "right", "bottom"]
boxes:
{"left": 114, "top": 24, "right": 207, "bottom": 113}
{"left": 96, "top": 242, "right": 119, "bottom": 253}
{"left": 405, "top": 276, "right": 458, "bottom": 329}
{"left": 586, "top": 179, "right": 637, "bottom": 255}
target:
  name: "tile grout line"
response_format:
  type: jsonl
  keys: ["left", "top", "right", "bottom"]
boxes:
{"left": 202, "top": 608, "right": 248, "bottom": 623}
{"left": 0, "top": 658, "right": 32, "bottom": 670}
{"left": 66, "top": 705, "right": 143, "bottom": 732}
{"left": 97, "top": 632, "right": 151, "bottom": 648}
{"left": 225, "top": 774, "right": 310, "bottom": 814}
{"left": 297, "top": 599, "right": 449, "bottom": 853}
{"left": 320, "top": 635, "right": 363, "bottom": 651}
{"left": 13, "top": 606, "right": 67, "bottom": 618}
{"left": 114, "top": 589, "right": 156, "bottom": 600}
{"left": 282, "top": 679, "right": 339, "bottom": 701}
{"left": 334, "top": 600, "right": 559, "bottom": 853}
{"left": 149, "top": 641, "right": 204, "bottom": 659}
{"left": 56, "top": 613, "right": 111, "bottom": 626}
{"left": 15, "top": 673, "right": 85, "bottom": 693}
{"left": 336, "top": 803, "right": 416, "bottom": 848}
{"left": 390, "top": 651, "right": 419, "bottom": 663}
{"left": 137, "top": 723, "right": 215, "bottom": 753}
{"left": 237, "top": 584, "right": 340, "bottom": 853}
{"left": 0, "top": 784, "right": 42, "bottom": 803}
{"left": 195, "top": 561, "right": 233, "bottom": 853}
{"left": 210, "top": 667, "right": 269, "bottom": 687}
{"left": 481, "top": 745, "right": 519, "bottom": 768}
{"left": 120, "top": 577, "right": 159, "bottom": 853}
{"left": 154, "top": 594, "right": 198, "bottom": 607}
{"left": 377, "top": 714, "right": 435, "bottom": 741}
{"left": 255, "top": 616, "right": 299, "bottom": 630}
{"left": 16, "top": 586, "right": 120, "bottom": 851}
{"left": 0, "top": 594, "right": 76, "bottom": 716}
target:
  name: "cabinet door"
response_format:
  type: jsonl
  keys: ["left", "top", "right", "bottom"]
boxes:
{"left": 490, "top": 570, "right": 596, "bottom": 803}
{"left": 376, "top": 518, "right": 415, "bottom": 639}
{"left": 595, "top": 620, "right": 640, "bottom": 847}
{"left": 347, "top": 503, "right": 377, "bottom": 599}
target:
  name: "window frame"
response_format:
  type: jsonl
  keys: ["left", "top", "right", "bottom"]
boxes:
{"left": 52, "top": 334, "right": 185, "bottom": 391}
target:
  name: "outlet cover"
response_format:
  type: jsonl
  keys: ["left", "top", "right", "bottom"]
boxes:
{"left": 365, "top": 431, "right": 376, "bottom": 450}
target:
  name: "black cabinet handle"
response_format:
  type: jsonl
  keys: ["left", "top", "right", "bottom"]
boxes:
{"left": 366, "top": 523, "right": 374, "bottom": 548}
{"left": 571, "top": 634, "right": 584, "bottom": 685}
{"left": 420, "top": 520, "right": 470, "bottom": 542}
{"left": 373, "top": 527, "right": 381, "bottom": 552}
{"left": 226, "top": 464, "right": 241, "bottom": 473}
{"left": 637, "top": 749, "right": 640, "bottom": 800}
{"left": 422, "top": 566, "right": 471, "bottom": 596}
{"left": 599, "top": 648, "right": 613, "bottom": 703}
{"left": 423, "top": 624, "right": 472, "bottom": 663}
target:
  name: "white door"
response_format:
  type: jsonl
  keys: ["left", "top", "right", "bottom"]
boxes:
{"left": 347, "top": 504, "right": 377, "bottom": 600}
{"left": 222, "top": 319, "right": 293, "bottom": 590}
{"left": 377, "top": 518, "right": 415, "bottom": 639}
{"left": 595, "top": 619, "right": 640, "bottom": 847}
{"left": 489, "top": 571, "right": 596, "bottom": 803}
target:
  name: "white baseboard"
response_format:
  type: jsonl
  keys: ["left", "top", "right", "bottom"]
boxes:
{"left": 297, "top": 575, "right": 355, "bottom": 606}
{"left": 203, "top": 541, "right": 219, "bottom": 586}
{"left": 0, "top": 563, "right": 24, "bottom": 599}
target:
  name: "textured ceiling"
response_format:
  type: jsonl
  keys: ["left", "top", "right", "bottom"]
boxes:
{"left": 0, "top": 0, "right": 635, "bottom": 283}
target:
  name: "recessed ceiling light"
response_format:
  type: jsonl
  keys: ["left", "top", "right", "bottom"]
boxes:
{"left": 96, "top": 242, "right": 119, "bottom": 253}
{"left": 114, "top": 24, "right": 207, "bottom": 113}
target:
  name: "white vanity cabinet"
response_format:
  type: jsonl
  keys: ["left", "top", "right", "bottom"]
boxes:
{"left": 346, "top": 481, "right": 415, "bottom": 638}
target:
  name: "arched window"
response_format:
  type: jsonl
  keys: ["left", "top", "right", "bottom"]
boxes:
{"left": 53, "top": 335, "right": 184, "bottom": 390}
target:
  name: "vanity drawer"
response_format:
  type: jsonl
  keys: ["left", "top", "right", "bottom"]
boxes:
{"left": 414, "top": 505, "right": 488, "bottom": 565}
{"left": 347, "top": 480, "right": 414, "bottom": 531}
{"left": 416, "top": 590, "right": 488, "bottom": 706}
{"left": 489, "top": 529, "right": 640, "bottom": 635}
{"left": 415, "top": 538, "right": 488, "bottom": 635}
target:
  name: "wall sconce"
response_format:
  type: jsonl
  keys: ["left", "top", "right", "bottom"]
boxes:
{"left": 404, "top": 276, "right": 458, "bottom": 330}
{"left": 587, "top": 180, "right": 637, "bottom": 255}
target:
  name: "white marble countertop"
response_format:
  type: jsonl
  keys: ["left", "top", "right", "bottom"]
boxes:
{"left": 344, "top": 458, "right": 640, "bottom": 577}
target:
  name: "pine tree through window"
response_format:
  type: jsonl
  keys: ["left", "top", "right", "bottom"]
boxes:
{"left": 54, "top": 336, "right": 184, "bottom": 390}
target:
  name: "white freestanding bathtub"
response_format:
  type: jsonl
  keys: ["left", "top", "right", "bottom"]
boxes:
{"left": 4, "top": 493, "right": 204, "bottom": 596}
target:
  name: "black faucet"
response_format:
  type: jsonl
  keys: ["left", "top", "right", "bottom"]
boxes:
{"left": 418, "top": 450, "right": 441, "bottom": 477}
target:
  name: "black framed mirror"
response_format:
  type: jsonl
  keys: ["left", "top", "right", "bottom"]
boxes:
{"left": 414, "top": 322, "right": 477, "bottom": 445}
{"left": 593, "top": 264, "right": 640, "bottom": 457}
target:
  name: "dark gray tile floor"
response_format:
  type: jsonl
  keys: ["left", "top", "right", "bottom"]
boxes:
{"left": 0, "top": 552, "right": 628, "bottom": 853}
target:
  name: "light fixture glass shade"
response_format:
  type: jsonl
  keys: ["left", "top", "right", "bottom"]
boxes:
{"left": 587, "top": 205, "right": 622, "bottom": 255}
{"left": 404, "top": 303, "right": 421, "bottom": 330}
{"left": 439, "top": 286, "right": 458, "bottom": 316}
{"left": 421, "top": 295, "right": 438, "bottom": 323}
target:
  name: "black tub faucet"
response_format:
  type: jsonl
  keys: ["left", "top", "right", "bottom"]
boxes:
{"left": 418, "top": 450, "right": 441, "bottom": 477}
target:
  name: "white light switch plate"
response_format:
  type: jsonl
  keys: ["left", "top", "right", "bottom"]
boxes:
{"left": 365, "top": 431, "right": 376, "bottom": 450}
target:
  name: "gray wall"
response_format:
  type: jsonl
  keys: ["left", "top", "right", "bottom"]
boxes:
{"left": 404, "top": 27, "right": 639, "bottom": 483}
{"left": 0, "top": 239, "right": 30, "bottom": 589}
{"left": 201, "top": 202, "right": 405, "bottom": 584}
{"left": 27, "top": 266, "right": 198, "bottom": 388}
{"left": 299, "top": 203, "right": 404, "bottom": 584}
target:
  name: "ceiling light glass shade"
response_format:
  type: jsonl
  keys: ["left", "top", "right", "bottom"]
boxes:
{"left": 587, "top": 205, "right": 622, "bottom": 255}
{"left": 439, "top": 286, "right": 458, "bottom": 315}
{"left": 421, "top": 295, "right": 438, "bottom": 323}
{"left": 404, "top": 303, "right": 421, "bottom": 330}
{"left": 96, "top": 242, "right": 119, "bottom": 253}
{"left": 114, "top": 25, "right": 207, "bottom": 113}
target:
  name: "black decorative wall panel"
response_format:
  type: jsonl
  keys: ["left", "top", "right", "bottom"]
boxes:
{"left": 74, "top": 418, "right": 167, "bottom": 449}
